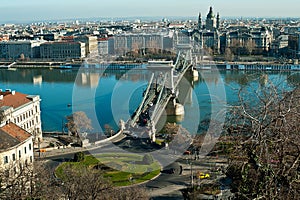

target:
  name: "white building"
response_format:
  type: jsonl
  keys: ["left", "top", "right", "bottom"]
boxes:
{"left": 98, "top": 38, "right": 109, "bottom": 56}
{"left": 0, "top": 89, "right": 42, "bottom": 143}
{"left": 0, "top": 123, "right": 34, "bottom": 173}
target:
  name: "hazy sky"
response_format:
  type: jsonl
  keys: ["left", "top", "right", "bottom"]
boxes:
{"left": 0, "top": 0, "right": 299, "bottom": 23}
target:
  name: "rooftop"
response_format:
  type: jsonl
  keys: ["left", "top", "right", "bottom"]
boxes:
{"left": 0, "top": 123, "right": 32, "bottom": 150}
{"left": 0, "top": 90, "right": 31, "bottom": 109}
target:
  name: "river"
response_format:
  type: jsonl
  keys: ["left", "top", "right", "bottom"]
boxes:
{"left": 0, "top": 67, "right": 299, "bottom": 134}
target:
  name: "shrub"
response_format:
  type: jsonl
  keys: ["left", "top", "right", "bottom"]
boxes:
{"left": 73, "top": 152, "right": 85, "bottom": 162}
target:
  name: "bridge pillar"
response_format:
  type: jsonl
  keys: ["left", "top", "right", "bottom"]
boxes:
{"left": 166, "top": 98, "right": 184, "bottom": 116}
{"left": 190, "top": 67, "right": 199, "bottom": 80}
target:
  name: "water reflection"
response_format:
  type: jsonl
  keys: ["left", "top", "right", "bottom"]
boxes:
{"left": 33, "top": 75, "right": 43, "bottom": 85}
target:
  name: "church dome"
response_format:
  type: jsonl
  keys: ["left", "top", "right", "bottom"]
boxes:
{"left": 207, "top": 6, "right": 215, "bottom": 19}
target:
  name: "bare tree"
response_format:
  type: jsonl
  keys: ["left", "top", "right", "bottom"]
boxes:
{"left": 0, "top": 161, "right": 150, "bottom": 200}
{"left": 65, "top": 111, "right": 93, "bottom": 136}
{"left": 244, "top": 39, "right": 256, "bottom": 55}
{"left": 0, "top": 162, "right": 61, "bottom": 200}
{"left": 226, "top": 81, "right": 300, "bottom": 199}
{"left": 224, "top": 47, "right": 234, "bottom": 62}
{"left": 59, "top": 164, "right": 112, "bottom": 200}
{"left": 19, "top": 53, "right": 25, "bottom": 61}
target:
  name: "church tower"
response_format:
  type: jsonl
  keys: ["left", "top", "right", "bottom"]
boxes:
{"left": 216, "top": 12, "right": 220, "bottom": 29}
{"left": 198, "top": 12, "right": 202, "bottom": 30}
{"left": 205, "top": 6, "right": 217, "bottom": 31}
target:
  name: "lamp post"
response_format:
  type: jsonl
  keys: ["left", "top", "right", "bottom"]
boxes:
{"left": 190, "top": 153, "right": 194, "bottom": 186}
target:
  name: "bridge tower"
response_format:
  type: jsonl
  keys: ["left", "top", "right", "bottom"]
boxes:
{"left": 176, "top": 44, "right": 199, "bottom": 78}
{"left": 147, "top": 60, "right": 184, "bottom": 117}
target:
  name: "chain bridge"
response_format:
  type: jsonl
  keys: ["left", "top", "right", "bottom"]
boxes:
{"left": 115, "top": 45, "right": 198, "bottom": 143}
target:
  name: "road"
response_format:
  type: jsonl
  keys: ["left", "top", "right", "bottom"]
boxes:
{"left": 38, "top": 137, "right": 229, "bottom": 199}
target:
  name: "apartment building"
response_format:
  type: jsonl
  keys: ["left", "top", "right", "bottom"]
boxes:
{"left": 0, "top": 90, "right": 42, "bottom": 143}
{"left": 0, "top": 40, "right": 43, "bottom": 60}
{"left": 39, "top": 41, "right": 85, "bottom": 60}
{"left": 0, "top": 123, "right": 34, "bottom": 173}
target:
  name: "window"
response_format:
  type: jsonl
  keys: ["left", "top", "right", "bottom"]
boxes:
{"left": 12, "top": 153, "right": 16, "bottom": 161}
{"left": 3, "top": 156, "right": 8, "bottom": 164}
{"left": 24, "top": 147, "right": 27, "bottom": 154}
{"left": 19, "top": 150, "right": 21, "bottom": 158}
{"left": 29, "top": 143, "right": 32, "bottom": 151}
{"left": 30, "top": 156, "right": 33, "bottom": 163}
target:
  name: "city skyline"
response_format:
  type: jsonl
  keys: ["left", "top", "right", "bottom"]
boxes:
{"left": 0, "top": 0, "right": 299, "bottom": 23}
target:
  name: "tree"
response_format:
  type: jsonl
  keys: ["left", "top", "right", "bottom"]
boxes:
{"left": 224, "top": 48, "right": 234, "bottom": 61}
{"left": 244, "top": 39, "right": 256, "bottom": 55}
{"left": 65, "top": 111, "right": 93, "bottom": 136}
{"left": 0, "top": 162, "right": 61, "bottom": 199}
{"left": 230, "top": 38, "right": 242, "bottom": 56}
{"left": 162, "top": 123, "right": 192, "bottom": 153}
{"left": 19, "top": 53, "right": 25, "bottom": 61}
{"left": 0, "top": 110, "right": 4, "bottom": 124}
{"left": 59, "top": 165, "right": 112, "bottom": 200}
{"left": 104, "top": 124, "right": 114, "bottom": 137}
{"left": 0, "top": 161, "right": 150, "bottom": 200}
{"left": 226, "top": 83, "right": 300, "bottom": 199}
{"left": 73, "top": 152, "right": 85, "bottom": 162}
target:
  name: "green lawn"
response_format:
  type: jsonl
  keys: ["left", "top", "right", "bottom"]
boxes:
{"left": 56, "top": 153, "right": 161, "bottom": 187}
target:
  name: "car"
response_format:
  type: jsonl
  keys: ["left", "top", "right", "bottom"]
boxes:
{"left": 183, "top": 150, "right": 191, "bottom": 155}
{"left": 198, "top": 172, "right": 210, "bottom": 179}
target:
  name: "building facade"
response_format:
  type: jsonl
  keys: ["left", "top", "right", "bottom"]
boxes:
{"left": 192, "top": 6, "right": 221, "bottom": 54}
{"left": 112, "top": 33, "right": 166, "bottom": 55}
{"left": 0, "top": 40, "right": 43, "bottom": 60}
{"left": 224, "top": 26, "right": 273, "bottom": 54}
{"left": 39, "top": 41, "right": 85, "bottom": 60}
{"left": 288, "top": 33, "right": 300, "bottom": 58}
{"left": 0, "top": 123, "right": 34, "bottom": 174}
{"left": 98, "top": 38, "right": 109, "bottom": 56}
{"left": 75, "top": 35, "right": 99, "bottom": 57}
{"left": 0, "top": 90, "right": 42, "bottom": 143}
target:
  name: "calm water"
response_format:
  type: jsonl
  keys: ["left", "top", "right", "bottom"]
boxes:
{"left": 0, "top": 68, "right": 299, "bottom": 133}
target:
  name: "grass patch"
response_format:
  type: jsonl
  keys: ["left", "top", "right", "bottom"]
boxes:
{"left": 56, "top": 153, "right": 161, "bottom": 187}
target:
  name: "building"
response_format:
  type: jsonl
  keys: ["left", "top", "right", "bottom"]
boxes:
{"left": 270, "top": 35, "right": 289, "bottom": 55}
{"left": 0, "top": 123, "right": 34, "bottom": 174}
{"left": 39, "top": 41, "right": 86, "bottom": 60}
{"left": 0, "top": 40, "right": 43, "bottom": 60}
{"left": 112, "top": 33, "right": 165, "bottom": 55}
{"left": 288, "top": 33, "right": 300, "bottom": 58}
{"left": 193, "top": 30, "right": 220, "bottom": 53}
{"left": 192, "top": 7, "right": 221, "bottom": 54}
{"left": 206, "top": 7, "right": 216, "bottom": 31}
{"left": 205, "top": 7, "right": 220, "bottom": 31}
{"left": 225, "top": 26, "right": 273, "bottom": 54}
{"left": 75, "top": 35, "right": 99, "bottom": 57}
{"left": 0, "top": 90, "right": 42, "bottom": 143}
{"left": 98, "top": 38, "right": 109, "bottom": 56}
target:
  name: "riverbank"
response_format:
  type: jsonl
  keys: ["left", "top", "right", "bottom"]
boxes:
{"left": 197, "top": 61, "right": 300, "bottom": 71}
{"left": 2, "top": 60, "right": 300, "bottom": 71}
